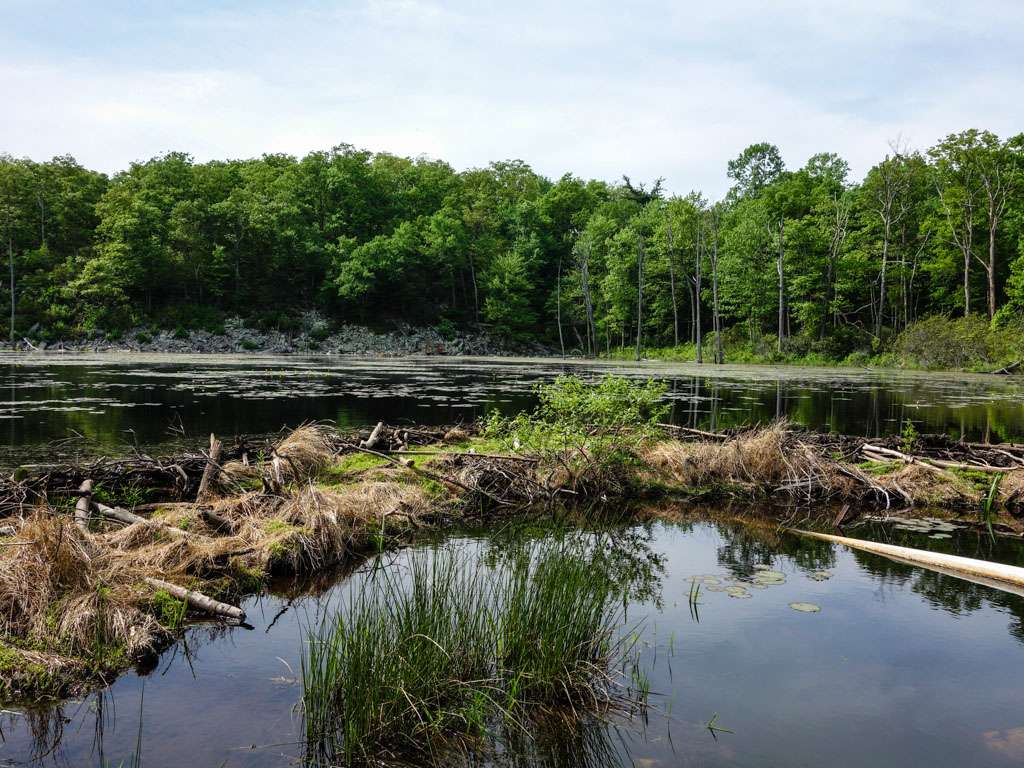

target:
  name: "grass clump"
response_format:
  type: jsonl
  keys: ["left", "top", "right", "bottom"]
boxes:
{"left": 301, "top": 539, "right": 640, "bottom": 766}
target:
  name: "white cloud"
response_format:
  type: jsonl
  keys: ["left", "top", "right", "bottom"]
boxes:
{"left": 1, "top": 1, "right": 1021, "bottom": 197}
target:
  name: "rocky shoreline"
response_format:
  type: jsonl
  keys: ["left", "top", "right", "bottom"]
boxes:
{"left": 2, "top": 317, "right": 551, "bottom": 357}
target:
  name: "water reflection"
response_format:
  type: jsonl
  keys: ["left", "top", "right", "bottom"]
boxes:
{"left": 4, "top": 515, "right": 1024, "bottom": 767}
{"left": 5, "top": 354, "right": 1024, "bottom": 465}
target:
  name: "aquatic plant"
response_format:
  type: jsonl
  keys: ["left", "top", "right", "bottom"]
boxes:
{"left": 300, "top": 539, "right": 642, "bottom": 765}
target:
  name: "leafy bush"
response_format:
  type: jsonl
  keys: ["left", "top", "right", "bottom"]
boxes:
{"left": 484, "top": 376, "right": 668, "bottom": 490}
{"left": 892, "top": 315, "right": 1007, "bottom": 369}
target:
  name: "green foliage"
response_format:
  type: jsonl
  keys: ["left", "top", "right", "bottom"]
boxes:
{"left": 892, "top": 315, "right": 1024, "bottom": 370}
{"left": 3, "top": 129, "right": 1024, "bottom": 366}
{"left": 901, "top": 418, "right": 920, "bottom": 453}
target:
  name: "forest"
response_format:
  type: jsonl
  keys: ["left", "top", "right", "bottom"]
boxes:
{"left": 1, "top": 129, "right": 1023, "bottom": 367}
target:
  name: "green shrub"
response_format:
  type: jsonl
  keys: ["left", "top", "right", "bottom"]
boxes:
{"left": 892, "top": 315, "right": 1016, "bottom": 369}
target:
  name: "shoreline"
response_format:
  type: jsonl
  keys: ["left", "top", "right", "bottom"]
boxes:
{"left": 3, "top": 418, "right": 1024, "bottom": 703}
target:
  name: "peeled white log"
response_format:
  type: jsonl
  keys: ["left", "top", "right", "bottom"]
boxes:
{"left": 93, "top": 501, "right": 192, "bottom": 539}
{"left": 74, "top": 479, "right": 94, "bottom": 532}
{"left": 360, "top": 421, "right": 385, "bottom": 450}
{"left": 144, "top": 577, "right": 245, "bottom": 621}
{"left": 793, "top": 529, "right": 1024, "bottom": 595}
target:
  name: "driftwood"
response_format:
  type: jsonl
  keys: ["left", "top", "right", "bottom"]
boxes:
{"left": 862, "top": 445, "right": 955, "bottom": 477}
{"left": 93, "top": 501, "right": 197, "bottom": 539}
{"left": 144, "top": 577, "right": 245, "bottom": 621}
{"left": 74, "top": 479, "right": 94, "bottom": 533}
{"left": 196, "top": 433, "right": 223, "bottom": 502}
{"left": 863, "top": 444, "right": 1008, "bottom": 475}
{"left": 360, "top": 421, "right": 385, "bottom": 450}
{"left": 992, "top": 360, "right": 1021, "bottom": 375}
{"left": 794, "top": 529, "right": 1024, "bottom": 596}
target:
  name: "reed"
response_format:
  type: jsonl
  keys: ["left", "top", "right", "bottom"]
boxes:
{"left": 300, "top": 539, "right": 640, "bottom": 765}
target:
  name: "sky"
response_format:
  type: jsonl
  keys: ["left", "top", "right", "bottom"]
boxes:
{"left": 2, "top": 0, "right": 1022, "bottom": 196}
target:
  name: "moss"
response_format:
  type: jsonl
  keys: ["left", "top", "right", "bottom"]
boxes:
{"left": 230, "top": 563, "right": 266, "bottom": 593}
{"left": 950, "top": 467, "right": 997, "bottom": 494}
{"left": 335, "top": 453, "right": 389, "bottom": 473}
{"left": 858, "top": 460, "right": 900, "bottom": 476}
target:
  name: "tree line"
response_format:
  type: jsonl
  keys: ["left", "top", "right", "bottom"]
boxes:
{"left": 1, "top": 130, "right": 1022, "bottom": 360}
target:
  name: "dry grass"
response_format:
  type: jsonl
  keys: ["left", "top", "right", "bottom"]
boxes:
{"left": 273, "top": 424, "right": 335, "bottom": 483}
{"left": 0, "top": 426, "right": 437, "bottom": 701}
{"left": 643, "top": 422, "right": 857, "bottom": 501}
{"left": 878, "top": 464, "right": 979, "bottom": 509}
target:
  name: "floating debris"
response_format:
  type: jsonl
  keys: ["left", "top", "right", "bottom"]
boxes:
{"left": 808, "top": 570, "right": 832, "bottom": 581}
{"left": 789, "top": 602, "right": 821, "bottom": 613}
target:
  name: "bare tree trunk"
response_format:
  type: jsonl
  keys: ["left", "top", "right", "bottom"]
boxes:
{"left": 988, "top": 224, "right": 997, "bottom": 320}
{"left": 776, "top": 217, "right": 785, "bottom": 353}
{"left": 635, "top": 237, "right": 645, "bottom": 361}
{"left": 467, "top": 251, "right": 480, "bottom": 324}
{"left": 7, "top": 232, "right": 13, "bottom": 344}
{"left": 556, "top": 252, "right": 565, "bottom": 357}
{"left": 666, "top": 216, "right": 679, "bottom": 347}
{"left": 709, "top": 209, "right": 723, "bottom": 364}
{"left": 695, "top": 220, "right": 703, "bottom": 364}
{"left": 876, "top": 218, "right": 890, "bottom": 338}
{"left": 579, "top": 235, "right": 597, "bottom": 357}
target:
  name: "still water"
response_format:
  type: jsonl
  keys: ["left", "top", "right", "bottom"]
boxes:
{"left": 3, "top": 353, "right": 1024, "bottom": 464}
{"left": 3, "top": 515, "right": 1024, "bottom": 767}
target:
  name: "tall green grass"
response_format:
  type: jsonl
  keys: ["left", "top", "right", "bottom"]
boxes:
{"left": 301, "top": 540, "right": 642, "bottom": 765}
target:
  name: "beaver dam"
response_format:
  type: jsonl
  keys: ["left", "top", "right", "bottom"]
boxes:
{"left": 4, "top": 376, "right": 1024, "bottom": 766}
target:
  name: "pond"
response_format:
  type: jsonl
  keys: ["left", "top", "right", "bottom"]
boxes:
{"left": 3, "top": 353, "right": 1024, "bottom": 466}
{"left": 3, "top": 513, "right": 1024, "bottom": 767}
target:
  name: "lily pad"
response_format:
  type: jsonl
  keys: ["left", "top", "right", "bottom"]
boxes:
{"left": 753, "top": 570, "right": 786, "bottom": 585}
{"left": 808, "top": 570, "right": 832, "bottom": 581}
{"left": 789, "top": 602, "right": 821, "bottom": 613}
{"left": 725, "top": 586, "right": 752, "bottom": 599}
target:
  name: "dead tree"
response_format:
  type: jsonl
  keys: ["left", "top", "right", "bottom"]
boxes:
{"left": 665, "top": 214, "right": 680, "bottom": 347}
{"left": 694, "top": 217, "right": 703, "bottom": 364}
{"left": 635, "top": 236, "right": 645, "bottom": 361}
{"left": 578, "top": 235, "right": 597, "bottom": 357}
{"left": 708, "top": 206, "right": 723, "bottom": 364}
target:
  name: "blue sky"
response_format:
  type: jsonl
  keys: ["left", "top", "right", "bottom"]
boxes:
{"left": 2, "top": 0, "right": 1022, "bottom": 195}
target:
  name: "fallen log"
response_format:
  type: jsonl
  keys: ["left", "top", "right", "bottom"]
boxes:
{"left": 656, "top": 423, "right": 728, "bottom": 440}
{"left": 196, "top": 433, "right": 223, "bottom": 502}
{"left": 74, "top": 480, "right": 94, "bottom": 533}
{"left": 93, "top": 501, "right": 194, "bottom": 539}
{"left": 992, "top": 360, "right": 1021, "bottom": 375}
{"left": 792, "top": 529, "right": 1024, "bottom": 597}
{"left": 144, "top": 577, "right": 245, "bottom": 621}
{"left": 360, "top": 421, "right": 385, "bottom": 450}
{"left": 862, "top": 445, "right": 956, "bottom": 477}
